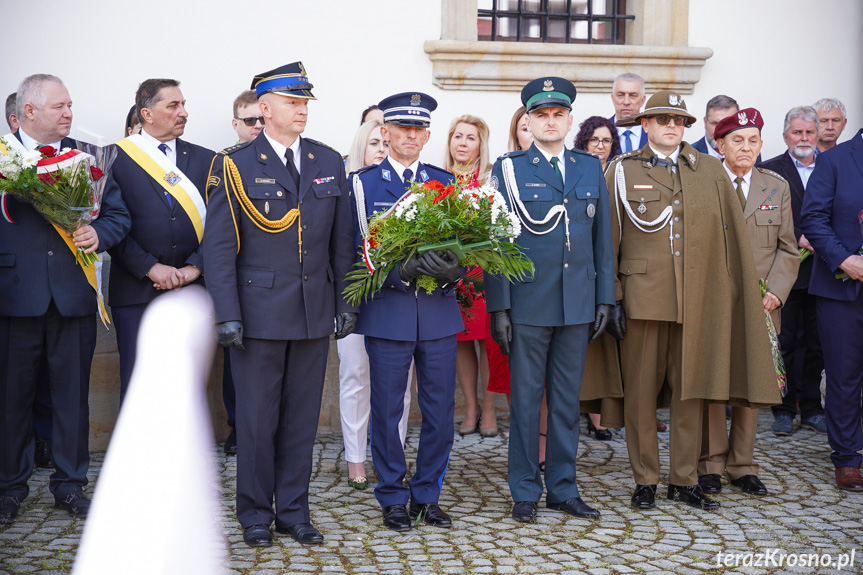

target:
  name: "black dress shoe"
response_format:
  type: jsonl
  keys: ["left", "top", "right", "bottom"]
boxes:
{"left": 34, "top": 439, "right": 55, "bottom": 469}
{"left": 697, "top": 473, "right": 722, "bottom": 494}
{"left": 54, "top": 491, "right": 90, "bottom": 518}
{"left": 0, "top": 495, "right": 21, "bottom": 524}
{"left": 275, "top": 522, "right": 324, "bottom": 544}
{"left": 409, "top": 502, "right": 452, "bottom": 528}
{"left": 223, "top": 428, "right": 237, "bottom": 455}
{"left": 730, "top": 475, "right": 768, "bottom": 495}
{"left": 668, "top": 484, "right": 720, "bottom": 510}
{"left": 243, "top": 524, "right": 273, "bottom": 547}
{"left": 631, "top": 484, "right": 656, "bottom": 509}
{"left": 382, "top": 504, "right": 411, "bottom": 532}
{"left": 547, "top": 497, "right": 600, "bottom": 519}
{"left": 512, "top": 501, "right": 537, "bottom": 523}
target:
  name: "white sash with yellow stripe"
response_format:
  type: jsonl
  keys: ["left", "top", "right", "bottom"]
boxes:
{"left": 115, "top": 134, "right": 206, "bottom": 242}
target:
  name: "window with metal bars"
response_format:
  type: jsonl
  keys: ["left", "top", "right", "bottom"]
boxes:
{"left": 478, "top": 0, "right": 634, "bottom": 44}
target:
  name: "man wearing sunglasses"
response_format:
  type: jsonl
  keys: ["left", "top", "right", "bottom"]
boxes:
{"left": 604, "top": 91, "right": 777, "bottom": 512}
{"left": 232, "top": 89, "right": 264, "bottom": 144}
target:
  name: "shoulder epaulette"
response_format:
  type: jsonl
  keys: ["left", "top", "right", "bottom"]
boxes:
{"left": 498, "top": 150, "right": 526, "bottom": 160}
{"left": 349, "top": 164, "right": 377, "bottom": 178}
{"left": 571, "top": 148, "right": 594, "bottom": 157}
{"left": 755, "top": 167, "right": 788, "bottom": 184}
{"left": 617, "top": 149, "right": 643, "bottom": 160}
{"left": 220, "top": 140, "right": 253, "bottom": 155}
{"left": 304, "top": 137, "right": 339, "bottom": 154}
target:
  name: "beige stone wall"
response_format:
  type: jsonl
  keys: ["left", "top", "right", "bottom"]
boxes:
{"left": 88, "top": 258, "right": 506, "bottom": 451}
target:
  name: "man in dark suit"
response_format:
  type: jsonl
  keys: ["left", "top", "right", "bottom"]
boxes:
{"left": 350, "top": 91, "right": 462, "bottom": 532}
{"left": 108, "top": 78, "right": 214, "bottom": 405}
{"left": 692, "top": 95, "right": 738, "bottom": 158}
{"left": 759, "top": 106, "right": 826, "bottom": 437}
{"left": 801, "top": 127, "right": 863, "bottom": 491}
{"left": 487, "top": 77, "right": 614, "bottom": 523}
{"left": 609, "top": 73, "right": 648, "bottom": 158}
{"left": 204, "top": 62, "right": 357, "bottom": 547}
{"left": 0, "top": 74, "right": 130, "bottom": 524}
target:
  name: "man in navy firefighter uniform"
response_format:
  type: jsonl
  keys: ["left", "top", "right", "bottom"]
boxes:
{"left": 485, "top": 77, "right": 615, "bottom": 523}
{"left": 203, "top": 62, "right": 357, "bottom": 547}
{"left": 349, "top": 92, "right": 463, "bottom": 532}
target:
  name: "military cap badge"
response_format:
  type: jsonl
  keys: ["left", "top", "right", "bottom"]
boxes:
{"left": 543, "top": 79, "right": 554, "bottom": 92}
{"left": 738, "top": 112, "right": 748, "bottom": 125}
{"left": 668, "top": 94, "right": 680, "bottom": 106}
{"left": 411, "top": 94, "right": 421, "bottom": 106}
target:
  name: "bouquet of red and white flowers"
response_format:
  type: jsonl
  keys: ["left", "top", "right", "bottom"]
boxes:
{"left": 0, "top": 139, "right": 116, "bottom": 266}
{"left": 344, "top": 175, "right": 534, "bottom": 305}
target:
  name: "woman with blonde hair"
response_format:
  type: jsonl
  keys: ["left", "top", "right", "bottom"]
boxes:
{"left": 339, "top": 120, "right": 413, "bottom": 489}
{"left": 443, "top": 114, "right": 498, "bottom": 436}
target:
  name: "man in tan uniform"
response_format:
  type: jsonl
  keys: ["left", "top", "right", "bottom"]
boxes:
{"left": 698, "top": 109, "right": 799, "bottom": 496}
{"left": 606, "top": 91, "right": 778, "bottom": 511}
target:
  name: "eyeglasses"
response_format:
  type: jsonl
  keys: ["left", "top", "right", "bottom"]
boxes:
{"left": 236, "top": 116, "right": 265, "bottom": 127}
{"left": 653, "top": 115, "right": 685, "bottom": 127}
{"left": 588, "top": 137, "right": 612, "bottom": 147}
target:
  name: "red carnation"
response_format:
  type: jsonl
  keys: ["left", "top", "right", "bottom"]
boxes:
{"left": 38, "top": 172, "right": 58, "bottom": 185}
{"left": 423, "top": 180, "right": 445, "bottom": 193}
{"left": 90, "top": 166, "right": 104, "bottom": 181}
{"left": 38, "top": 146, "right": 57, "bottom": 157}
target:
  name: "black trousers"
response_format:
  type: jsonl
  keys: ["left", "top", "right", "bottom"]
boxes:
{"left": 773, "top": 288, "right": 824, "bottom": 419}
{"left": 231, "top": 336, "right": 329, "bottom": 529}
{"left": 0, "top": 302, "right": 94, "bottom": 500}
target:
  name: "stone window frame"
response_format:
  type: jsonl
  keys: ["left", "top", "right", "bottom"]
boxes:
{"left": 425, "top": 0, "right": 713, "bottom": 94}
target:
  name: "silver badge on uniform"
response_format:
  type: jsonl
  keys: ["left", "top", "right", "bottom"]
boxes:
{"left": 490, "top": 175, "right": 498, "bottom": 190}
{"left": 587, "top": 203, "right": 595, "bottom": 218}
{"left": 637, "top": 202, "right": 647, "bottom": 214}
{"left": 532, "top": 157, "right": 540, "bottom": 164}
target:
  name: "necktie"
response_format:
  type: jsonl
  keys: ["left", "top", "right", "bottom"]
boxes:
{"left": 284, "top": 148, "right": 300, "bottom": 189}
{"left": 403, "top": 168, "right": 413, "bottom": 191}
{"left": 550, "top": 157, "right": 563, "bottom": 188}
{"left": 623, "top": 129, "right": 633, "bottom": 153}
{"left": 158, "top": 143, "right": 173, "bottom": 207}
{"left": 734, "top": 176, "right": 746, "bottom": 209}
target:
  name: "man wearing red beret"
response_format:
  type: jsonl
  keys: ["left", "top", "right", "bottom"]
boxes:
{"left": 698, "top": 109, "right": 799, "bottom": 497}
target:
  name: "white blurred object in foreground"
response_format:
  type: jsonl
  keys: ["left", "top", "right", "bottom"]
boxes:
{"left": 73, "top": 286, "right": 227, "bottom": 575}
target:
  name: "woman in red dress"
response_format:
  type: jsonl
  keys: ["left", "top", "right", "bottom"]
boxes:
{"left": 445, "top": 114, "right": 499, "bottom": 436}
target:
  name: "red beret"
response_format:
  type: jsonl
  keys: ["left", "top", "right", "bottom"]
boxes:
{"left": 714, "top": 107, "right": 763, "bottom": 140}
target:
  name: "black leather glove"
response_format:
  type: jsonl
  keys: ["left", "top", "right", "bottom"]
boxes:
{"left": 398, "top": 254, "right": 423, "bottom": 283}
{"left": 588, "top": 304, "right": 611, "bottom": 344}
{"left": 334, "top": 312, "right": 358, "bottom": 340}
{"left": 416, "top": 249, "right": 461, "bottom": 284}
{"left": 490, "top": 310, "right": 512, "bottom": 356}
{"left": 606, "top": 301, "right": 627, "bottom": 341}
{"left": 216, "top": 320, "right": 244, "bottom": 350}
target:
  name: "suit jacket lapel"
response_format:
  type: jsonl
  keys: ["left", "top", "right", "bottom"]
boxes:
{"left": 175, "top": 139, "right": 190, "bottom": 175}
{"left": 563, "top": 150, "right": 582, "bottom": 196}
{"left": 780, "top": 151, "right": 805, "bottom": 202}
{"left": 850, "top": 129, "right": 863, "bottom": 181}
{"left": 744, "top": 171, "right": 769, "bottom": 220}
{"left": 298, "top": 138, "right": 320, "bottom": 201}
{"left": 256, "top": 137, "right": 296, "bottom": 195}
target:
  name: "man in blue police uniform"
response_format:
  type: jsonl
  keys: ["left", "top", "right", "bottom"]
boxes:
{"left": 349, "top": 91, "right": 463, "bottom": 532}
{"left": 203, "top": 62, "right": 357, "bottom": 547}
{"left": 486, "top": 77, "right": 615, "bottom": 523}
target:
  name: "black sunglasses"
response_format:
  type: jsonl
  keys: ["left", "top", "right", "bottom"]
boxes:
{"left": 653, "top": 114, "right": 685, "bottom": 127}
{"left": 236, "top": 116, "right": 265, "bottom": 127}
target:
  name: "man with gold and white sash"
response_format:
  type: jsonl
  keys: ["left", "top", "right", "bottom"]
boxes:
{"left": 0, "top": 74, "right": 130, "bottom": 525}
{"left": 108, "top": 78, "right": 214, "bottom": 405}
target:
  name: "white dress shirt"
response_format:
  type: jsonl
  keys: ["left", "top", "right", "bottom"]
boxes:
{"left": 263, "top": 129, "right": 300, "bottom": 173}
{"left": 18, "top": 127, "right": 60, "bottom": 152}
{"left": 722, "top": 163, "right": 753, "bottom": 200}
{"left": 387, "top": 157, "right": 421, "bottom": 184}
{"left": 140, "top": 129, "right": 177, "bottom": 165}
{"left": 536, "top": 146, "right": 566, "bottom": 184}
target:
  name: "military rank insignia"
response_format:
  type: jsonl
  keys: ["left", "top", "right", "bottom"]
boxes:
{"left": 164, "top": 171, "right": 181, "bottom": 186}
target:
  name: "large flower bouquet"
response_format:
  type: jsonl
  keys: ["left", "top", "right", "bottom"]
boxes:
{"left": 0, "top": 139, "right": 116, "bottom": 266}
{"left": 344, "top": 175, "right": 534, "bottom": 305}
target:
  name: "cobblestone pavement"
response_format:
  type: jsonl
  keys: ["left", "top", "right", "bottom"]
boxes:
{"left": 2, "top": 410, "right": 862, "bottom": 574}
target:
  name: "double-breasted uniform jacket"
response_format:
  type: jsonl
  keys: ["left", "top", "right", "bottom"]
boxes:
{"left": 604, "top": 142, "right": 778, "bottom": 408}
{"left": 484, "top": 143, "right": 615, "bottom": 325}
{"left": 350, "top": 157, "right": 463, "bottom": 342}
{"left": 203, "top": 135, "right": 356, "bottom": 340}
{"left": 759, "top": 151, "right": 812, "bottom": 290}
{"left": 0, "top": 133, "right": 131, "bottom": 318}
{"left": 740, "top": 167, "right": 799, "bottom": 329}
{"left": 107, "top": 138, "right": 215, "bottom": 307}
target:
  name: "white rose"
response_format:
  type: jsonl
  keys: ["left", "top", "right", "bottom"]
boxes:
{"left": 21, "top": 150, "right": 41, "bottom": 168}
